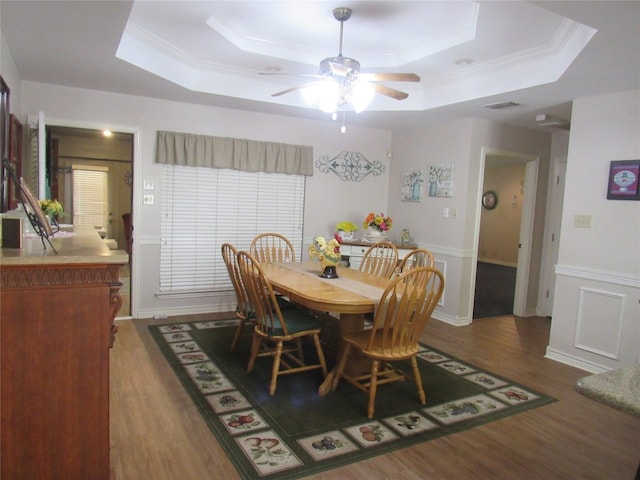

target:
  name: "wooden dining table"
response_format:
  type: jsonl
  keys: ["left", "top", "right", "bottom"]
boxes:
{"left": 260, "top": 261, "right": 393, "bottom": 395}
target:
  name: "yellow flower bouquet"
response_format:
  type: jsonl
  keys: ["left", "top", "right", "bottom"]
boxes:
{"left": 39, "top": 199, "right": 64, "bottom": 218}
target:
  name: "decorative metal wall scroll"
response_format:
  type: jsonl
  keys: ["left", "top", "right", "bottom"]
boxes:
{"left": 315, "top": 151, "right": 385, "bottom": 182}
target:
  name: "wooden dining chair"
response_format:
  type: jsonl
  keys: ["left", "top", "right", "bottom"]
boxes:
{"left": 359, "top": 241, "right": 399, "bottom": 278}
{"left": 237, "top": 251, "right": 327, "bottom": 395}
{"left": 397, "top": 248, "right": 435, "bottom": 275}
{"left": 331, "top": 266, "right": 445, "bottom": 419}
{"left": 222, "top": 243, "right": 295, "bottom": 352}
{"left": 221, "top": 243, "right": 255, "bottom": 352}
{"left": 250, "top": 233, "right": 296, "bottom": 263}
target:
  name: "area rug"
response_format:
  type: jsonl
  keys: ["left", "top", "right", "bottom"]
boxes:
{"left": 149, "top": 319, "right": 555, "bottom": 480}
{"left": 474, "top": 261, "right": 517, "bottom": 318}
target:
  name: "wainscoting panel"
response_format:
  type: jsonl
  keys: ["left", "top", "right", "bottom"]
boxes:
{"left": 547, "top": 265, "right": 639, "bottom": 373}
{"left": 575, "top": 287, "right": 624, "bottom": 360}
{"left": 434, "top": 258, "right": 447, "bottom": 308}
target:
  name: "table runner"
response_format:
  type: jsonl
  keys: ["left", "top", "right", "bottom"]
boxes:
{"left": 278, "top": 262, "right": 387, "bottom": 302}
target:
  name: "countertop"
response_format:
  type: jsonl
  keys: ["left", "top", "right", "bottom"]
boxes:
{"left": 1, "top": 224, "right": 128, "bottom": 265}
{"left": 575, "top": 364, "right": 640, "bottom": 417}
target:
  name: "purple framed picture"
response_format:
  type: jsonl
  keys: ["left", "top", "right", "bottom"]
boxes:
{"left": 607, "top": 160, "right": 640, "bottom": 200}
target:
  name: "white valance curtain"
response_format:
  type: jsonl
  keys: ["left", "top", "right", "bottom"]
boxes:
{"left": 155, "top": 130, "right": 313, "bottom": 176}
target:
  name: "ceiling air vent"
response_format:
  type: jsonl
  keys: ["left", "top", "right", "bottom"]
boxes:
{"left": 482, "top": 101, "right": 521, "bottom": 110}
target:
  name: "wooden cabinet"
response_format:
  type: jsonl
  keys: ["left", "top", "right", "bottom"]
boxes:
{"left": 1, "top": 226, "right": 127, "bottom": 479}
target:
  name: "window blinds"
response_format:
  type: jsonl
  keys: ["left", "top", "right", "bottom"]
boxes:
{"left": 160, "top": 164, "right": 305, "bottom": 294}
{"left": 72, "top": 166, "right": 108, "bottom": 228}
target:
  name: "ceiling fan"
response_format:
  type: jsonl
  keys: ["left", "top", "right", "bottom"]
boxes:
{"left": 260, "top": 7, "right": 421, "bottom": 112}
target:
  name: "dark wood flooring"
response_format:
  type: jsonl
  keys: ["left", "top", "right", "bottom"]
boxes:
{"left": 110, "top": 313, "right": 640, "bottom": 479}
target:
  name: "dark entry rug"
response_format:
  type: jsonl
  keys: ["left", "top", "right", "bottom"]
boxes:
{"left": 474, "top": 262, "right": 517, "bottom": 318}
{"left": 149, "top": 319, "right": 555, "bottom": 480}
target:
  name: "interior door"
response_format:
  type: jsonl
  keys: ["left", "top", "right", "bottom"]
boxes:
{"left": 542, "top": 160, "right": 567, "bottom": 316}
{"left": 513, "top": 159, "right": 538, "bottom": 317}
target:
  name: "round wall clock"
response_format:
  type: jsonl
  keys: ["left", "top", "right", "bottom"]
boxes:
{"left": 482, "top": 190, "right": 498, "bottom": 210}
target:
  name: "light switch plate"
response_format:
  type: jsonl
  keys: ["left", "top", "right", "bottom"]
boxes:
{"left": 143, "top": 180, "right": 154, "bottom": 190}
{"left": 574, "top": 214, "right": 592, "bottom": 228}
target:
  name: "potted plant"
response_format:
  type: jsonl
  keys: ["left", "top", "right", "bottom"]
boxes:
{"left": 335, "top": 221, "right": 358, "bottom": 241}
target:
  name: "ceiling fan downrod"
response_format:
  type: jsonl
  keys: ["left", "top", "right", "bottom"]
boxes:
{"left": 333, "top": 7, "right": 352, "bottom": 58}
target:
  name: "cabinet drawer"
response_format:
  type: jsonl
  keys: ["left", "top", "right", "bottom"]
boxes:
{"left": 348, "top": 245, "right": 369, "bottom": 257}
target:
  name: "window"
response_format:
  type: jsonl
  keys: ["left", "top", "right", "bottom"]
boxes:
{"left": 72, "top": 166, "right": 108, "bottom": 228}
{"left": 160, "top": 164, "right": 305, "bottom": 294}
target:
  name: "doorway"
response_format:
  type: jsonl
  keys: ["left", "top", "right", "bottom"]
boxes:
{"left": 48, "top": 126, "right": 134, "bottom": 318}
{"left": 473, "top": 150, "right": 538, "bottom": 320}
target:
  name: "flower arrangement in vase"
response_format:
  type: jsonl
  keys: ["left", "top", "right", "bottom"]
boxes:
{"left": 335, "top": 221, "right": 358, "bottom": 241}
{"left": 39, "top": 199, "right": 64, "bottom": 223}
{"left": 363, "top": 212, "right": 392, "bottom": 241}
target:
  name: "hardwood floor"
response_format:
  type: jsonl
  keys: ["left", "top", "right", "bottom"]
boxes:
{"left": 110, "top": 314, "right": 640, "bottom": 479}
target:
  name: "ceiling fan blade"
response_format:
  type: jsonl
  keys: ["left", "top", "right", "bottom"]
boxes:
{"left": 271, "top": 85, "right": 307, "bottom": 97}
{"left": 371, "top": 83, "right": 409, "bottom": 101}
{"left": 358, "top": 72, "right": 421, "bottom": 82}
{"left": 270, "top": 80, "right": 326, "bottom": 97}
{"left": 259, "top": 72, "right": 324, "bottom": 79}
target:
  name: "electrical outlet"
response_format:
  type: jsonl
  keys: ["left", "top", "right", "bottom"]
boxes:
{"left": 451, "top": 208, "right": 458, "bottom": 218}
{"left": 143, "top": 180, "right": 154, "bottom": 190}
{"left": 574, "top": 214, "right": 592, "bottom": 228}
{"left": 143, "top": 194, "right": 154, "bottom": 205}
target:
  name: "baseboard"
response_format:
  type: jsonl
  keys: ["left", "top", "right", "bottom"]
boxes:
{"left": 544, "top": 347, "right": 610, "bottom": 374}
{"left": 433, "top": 312, "right": 472, "bottom": 327}
{"left": 137, "top": 302, "right": 236, "bottom": 320}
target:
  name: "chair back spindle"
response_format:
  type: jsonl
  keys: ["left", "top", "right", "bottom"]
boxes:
{"left": 250, "top": 233, "right": 296, "bottom": 264}
{"left": 359, "top": 241, "right": 399, "bottom": 278}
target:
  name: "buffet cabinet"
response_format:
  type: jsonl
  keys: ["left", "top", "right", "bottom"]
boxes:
{"left": 1, "top": 226, "right": 128, "bottom": 479}
{"left": 340, "top": 240, "right": 417, "bottom": 270}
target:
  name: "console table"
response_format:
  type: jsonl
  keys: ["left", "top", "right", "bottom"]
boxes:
{"left": 1, "top": 225, "right": 128, "bottom": 479}
{"left": 339, "top": 239, "right": 417, "bottom": 269}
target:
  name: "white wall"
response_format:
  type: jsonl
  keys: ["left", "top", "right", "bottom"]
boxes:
{"left": 19, "top": 81, "right": 391, "bottom": 318}
{"left": 478, "top": 162, "right": 526, "bottom": 265}
{"left": 547, "top": 89, "right": 640, "bottom": 372}
{"left": 389, "top": 118, "right": 552, "bottom": 324}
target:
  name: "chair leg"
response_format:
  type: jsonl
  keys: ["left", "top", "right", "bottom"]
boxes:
{"left": 269, "top": 341, "right": 284, "bottom": 395}
{"left": 367, "top": 360, "right": 380, "bottom": 419}
{"left": 331, "top": 343, "right": 352, "bottom": 391}
{"left": 312, "top": 333, "right": 328, "bottom": 377}
{"left": 294, "top": 338, "right": 304, "bottom": 363}
{"left": 410, "top": 355, "right": 426, "bottom": 405}
{"left": 247, "top": 333, "right": 261, "bottom": 373}
{"left": 230, "top": 317, "right": 246, "bottom": 352}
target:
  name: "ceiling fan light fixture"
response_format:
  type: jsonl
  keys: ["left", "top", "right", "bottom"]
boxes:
{"left": 351, "top": 80, "right": 375, "bottom": 113}
{"left": 302, "top": 80, "right": 341, "bottom": 113}
{"left": 266, "top": 7, "right": 418, "bottom": 113}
